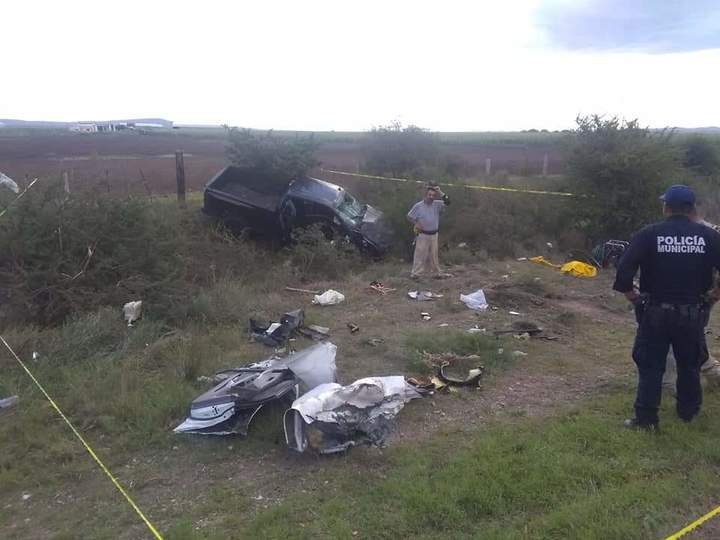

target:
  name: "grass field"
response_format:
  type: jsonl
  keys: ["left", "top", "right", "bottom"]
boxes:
{"left": 2, "top": 197, "right": 720, "bottom": 538}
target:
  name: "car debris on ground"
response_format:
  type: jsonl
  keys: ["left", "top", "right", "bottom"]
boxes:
{"left": 460, "top": 289, "right": 489, "bottom": 310}
{"left": 175, "top": 342, "right": 337, "bottom": 436}
{"left": 347, "top": 323, "right": 360, "bottom": 333}
{"left": 283, "top": 376, "right": 422, "bottom": 454}
{"left": 408, "top": 290, "right": 444, "bottom": 301}
{"left": 0, "top": 395, "right": 19, "bottom": 409}
{"left": 409, "top": 352, "right": 486, "bottom": 392}
{"left": 312, "top": 289, "right": 345, "bottom": 306}
{"left": 0, "top": 172, "right": 19, "bottom": 194}
{"left": 122, "top": 301, "right": 143, "bottom": 327}
{"left": 250, "top": 309, "right": 305, "bottom": 347}
{"left": 421, "top": 312, "right": 432, "bottom": 321}
{"left": 285, "top": 286, "right": 321, "bottom": 295}
{"left": 370, "top": 281, "right": 396, "bottom": 294}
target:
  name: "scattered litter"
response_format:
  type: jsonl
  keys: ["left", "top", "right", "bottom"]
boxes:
{"left": 250, "top": 309, "right": 304, "bottom": 347}
{"left": 460, "top": 289, "right": 489, "bottom": 311}
{"left": 0, "top": 395, "right": 19, "bottom": 409}
{"left": 175, "top": 342, "right": 337, "bottom": 436}
{"left": 421, "top": 312, "right": 432, "bottom": 321}
{"left": 512, "top": 351, "right": 528, "bottom": 357}
{"left": 32, "top": 351, "right": 39, "bottom": 361}
{"left": 365, "top": 338, "right": 385, "bottom": 347}
{"left": 509, "top": 311, "right": 521, "bottom": 316}
{"left": 498, "top": 348, "right": 504, "bottom": 354}
{"left": 313, "top": 290, "right": 345, "bottom": 306}
{"left": 370, "top": 280, "right": 396, "bottom": 294}
{"left": 122, "top": 301, "right": 142, "bottom": 327}
{"left": 514, "top": 332, "right": 531, "bottom": 340}
{"left": 0, "top": 172, "right": 19, "bottom": 194}
{"left": 467, "top": 326, "right": 486, "bottom": 334}
{"left": 408, "top": 290, "right": 444, "bottom": 301}
{"left": 307, "top": 325, "right": 329, "bottom": 335}
{"left": 407, "top": 376, "right": 435, "bottom": 391}
{"left": 438, "top": 362, "right": 483, "bottom": 386}
{"left": 421, "top": 353, "right": 485, "bottom": 390}
{"left": 285, "top": 286, "right": 321, "bottom": 295}
{"left": 347, "top": 323, "right": 360, "bottom": 334}
{"left": 284, "top": 376, "right": 422, "bottom": 454}
{"left": 501, "top": 274, "right": 510, "bottom": 279}
{"left": 516, "top": 257, "right": 528, "bottom": 261}
{"left": 546, "top": 242, "right": 553, "bottom": 249}
{"left": 438, "top": 323, "right": 449, "bottom": 327}
{"left": 21, "top": 493, "right": 31, "bottom": 502}
{"left": 457, "top": 242, "right": 468, "bottom": 248}
{"left": 530, "top": 255, "right": 561, "bottom": 268}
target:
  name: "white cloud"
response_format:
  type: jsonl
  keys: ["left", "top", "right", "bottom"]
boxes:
{"left": 1, "top": 0, "right": 718, "bottom": 130}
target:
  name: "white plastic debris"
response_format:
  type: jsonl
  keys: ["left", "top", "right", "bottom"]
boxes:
{"left": 122, "top": 301, "right": 143, "bottom": 327}
{"left": 509, "top": 311, "right": 521, "bottom": 316}
{"left": 421, "top": 312, "right": 432, "bottom": 321}
{"left": 21, "top": 493, "right": 31, "bottom": 501}
{"left": 512, "top": 351, "right": 528, "bottom": 357}
{"left": 0, "top": 172, "right": 19, "bottom": 194}
{"left": 457, "top": 242, "right": 468, "bottom": 248}
{"left": 0, "top": 395, "right": 19, "bottom": 409}
{"left": 467, "top": 327, "right": 486, "bottom": 334}
{"left": 312, "top": 290, "right": 345, "bottom": 306}
{"left": 408, "top": 291, "right": 443, "bottom": 301}
{"left": 460, "top": 290, "right": 489, "bottom": 311}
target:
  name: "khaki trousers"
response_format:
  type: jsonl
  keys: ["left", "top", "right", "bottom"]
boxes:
{"left": 411, "top": 233, "right": 441, "bottom": 277}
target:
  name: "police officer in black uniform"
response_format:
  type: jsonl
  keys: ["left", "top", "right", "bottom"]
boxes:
{"left": 614, "top": 184, "right": 720, "bottom": 429}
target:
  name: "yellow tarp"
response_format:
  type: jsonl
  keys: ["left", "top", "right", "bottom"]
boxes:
{"left": 560, "top": 260, "right": 598, "bottom": 278}
{"left": 529, "top": 256, "right": 562, "bottom": 269}
{"left": 530, "top": 256, "right": 597, "bottom": 278}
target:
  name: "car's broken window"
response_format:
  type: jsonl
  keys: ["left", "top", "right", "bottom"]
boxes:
{"left": 336, "top": 192, "right": 364, "bottom": 223}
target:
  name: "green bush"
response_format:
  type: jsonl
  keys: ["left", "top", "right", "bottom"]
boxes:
{"left": 566, "top": 115, "right": 679, "bottom": 241}
{"left": 362, "top": 122, "right": 440, "bottom": 178}
{"left": 0, "top": 180, "right": 184, "bottom": 325}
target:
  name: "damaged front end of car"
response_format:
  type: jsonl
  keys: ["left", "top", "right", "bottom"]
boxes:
{"left": 174, "top": 342, "right": 337, "bottom": 436}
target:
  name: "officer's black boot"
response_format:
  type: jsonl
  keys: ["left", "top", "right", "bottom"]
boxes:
{"left": 623, "top": 417, "right": 659, "bottom": 432}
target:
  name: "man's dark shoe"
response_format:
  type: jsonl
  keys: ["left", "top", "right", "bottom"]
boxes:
{"left": 623, "top": 418, "right": 659, "bottom": 432}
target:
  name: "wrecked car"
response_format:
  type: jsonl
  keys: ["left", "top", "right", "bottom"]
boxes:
{"left": 203, "top": 166, "right": 394, "bottom": 256}
{"left": 174, "top": 342, "right": 337, "bottom": 436}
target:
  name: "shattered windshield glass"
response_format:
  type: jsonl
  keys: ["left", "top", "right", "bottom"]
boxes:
{"left": 336, "top": 192, "right": 364, "bottom": 223}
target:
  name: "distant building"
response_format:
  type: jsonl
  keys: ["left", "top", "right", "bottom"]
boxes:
{"left": 69, "top": 123, "right": 98, "bottom": 133}
{"left": 67, "top": 118, "right": 173, "bottom": 133}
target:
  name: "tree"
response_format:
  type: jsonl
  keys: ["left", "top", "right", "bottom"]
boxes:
{"left": 225, "top": 128, "right": 319, "bottom": 184}
{"left": 683, "top": 136, "right": 720, "bottom": 177}
{"left": 362, "top": 121, "right": 439, "bottom": 177}
{"left": 567, "top": 115, "right": 679, "bottom": 241}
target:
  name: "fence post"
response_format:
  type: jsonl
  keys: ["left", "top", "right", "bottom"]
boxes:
{"left": 485, "top": 158, "right": 492, "bottom": 176}
{"left": 542, "top": 153, "right": 549, "bottom": 177}
{"left": 175, "top": 150, "right": 186, "bottom": 208}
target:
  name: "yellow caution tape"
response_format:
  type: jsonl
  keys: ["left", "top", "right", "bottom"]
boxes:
{"left": 320, "top": 169, "right": 579, "bottom": 198}
{"left": 666, "top": 506, "right": 720, "bottom": 539}
{"left": 0, "top": 335, "right": 164, "bottom": 540}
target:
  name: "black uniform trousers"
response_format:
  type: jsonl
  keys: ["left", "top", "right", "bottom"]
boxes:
{"left": 632, "top": 302, "right": 706, "bottom": 425}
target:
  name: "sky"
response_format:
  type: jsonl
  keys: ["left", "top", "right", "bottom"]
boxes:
{"left": 2, "top": 0, "right": 720, "bottom": 131}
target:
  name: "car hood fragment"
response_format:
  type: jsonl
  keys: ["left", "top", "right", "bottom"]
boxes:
{"left": 174, "top": 342, "right": 337, "bottom": 436}
{"left": 284, "top": 376, "right": 422, "bottom": 454}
